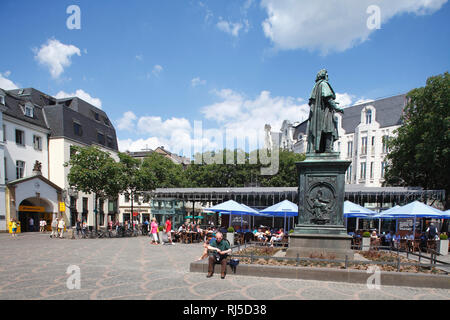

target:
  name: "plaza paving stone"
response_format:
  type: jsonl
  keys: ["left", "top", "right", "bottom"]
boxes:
{"left": 0, "top": 233, "right": 448, "bottom": 300}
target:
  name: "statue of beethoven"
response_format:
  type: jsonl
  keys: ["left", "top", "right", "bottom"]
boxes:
{"left": 306, "top": 69, "right": 344, "bottom": 154}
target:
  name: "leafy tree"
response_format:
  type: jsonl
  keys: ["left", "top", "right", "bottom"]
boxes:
{"left": 64, "top": 146, "right": 123, "bottom": 230}
{"left": 141, "top": 153, "right": 187, "bottom": 188}
{"left": 385, "top": 72, "right": 450, "bottom": 209}
{"left": 118, "top": 152, "right": 157, "bottom": 224}
{"left": 183, "top": 148, "right": 305, "bottom": 187}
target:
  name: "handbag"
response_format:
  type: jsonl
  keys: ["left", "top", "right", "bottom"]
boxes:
{"left": 228, "top": 258, "right": 240, "bottom": 273}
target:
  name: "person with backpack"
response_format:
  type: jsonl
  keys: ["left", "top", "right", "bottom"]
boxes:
{"left": 426, "top": 223, "right": 438, "bottom": 240}
{"left": 206, "top": 232, "right": 231, "bottom": 279}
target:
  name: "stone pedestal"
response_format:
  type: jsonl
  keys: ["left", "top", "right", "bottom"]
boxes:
{"left": 286, "top": 153, "right": 353, "bottom": 259}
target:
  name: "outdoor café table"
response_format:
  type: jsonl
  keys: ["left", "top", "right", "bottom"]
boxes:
{"left": 186, "top": 231, "right": 197, "bottom": 243}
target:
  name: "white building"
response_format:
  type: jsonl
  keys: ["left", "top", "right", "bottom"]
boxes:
{"left": 268, "top": 94, "right": 407, "bottom": 188}
{"left": 0, "top": 88, "right": 120, "bottom": 232}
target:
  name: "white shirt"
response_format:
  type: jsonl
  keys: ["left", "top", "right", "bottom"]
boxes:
{"left": 58, "top": 220, "right": 65, "bottom": 228}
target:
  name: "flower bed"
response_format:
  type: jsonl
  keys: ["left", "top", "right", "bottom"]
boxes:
{"left": 233, "top": 246, "right": 445, "bottom": 274}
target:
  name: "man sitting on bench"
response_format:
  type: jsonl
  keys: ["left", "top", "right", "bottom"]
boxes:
{"left": 206, "top": 232, "right": 231, "bottom": 279}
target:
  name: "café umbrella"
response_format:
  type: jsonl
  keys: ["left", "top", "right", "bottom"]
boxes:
{"left": 208, "top": 200, "right": 260, "bottom": 231}
{"left": 376, "top": 201, "right": 444, "bottom": 234}
{"left": 260, "top": 200, "right": 298, "bottom": 232}
{"left": 343, "top": 201, "right": 378, "bottom": 233}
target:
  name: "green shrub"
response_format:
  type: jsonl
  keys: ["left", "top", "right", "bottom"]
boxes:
{"left": 158, "top": 226, "right": 164, "bottom": 232}
{"left": 440, "top": 234, "right": 448, "bottom": 240}
{"left": 362, "top": 232, "right": 371, "bottom": 238}
{"left": 227, "top": 227, "right": 235, "bottom": 233}
{"left": 289, "top": 229, "right": 294, "bottom": 234}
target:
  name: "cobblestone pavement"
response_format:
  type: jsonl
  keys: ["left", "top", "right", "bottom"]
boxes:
{"left": 0, "top": 233, "right": 448, "bottom": 300}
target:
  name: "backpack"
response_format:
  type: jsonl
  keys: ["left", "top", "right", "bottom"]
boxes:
{"left": 428, "top": 226, "right": 437, "bottom": 238}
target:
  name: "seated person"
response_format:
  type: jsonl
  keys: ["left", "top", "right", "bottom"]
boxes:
{"left": 255, "top": 228, "right": 265, "bottom": 242}
{"left": 264, "top": 229, "right": 271, "bottom": 242}
{"left": 198, "top": 234, "right": 216, "bottom": 261}
{"left": 393, "top": 233, "right": 401, "bottom": 248}
{"left": 207, "top": 232, "right": 231, "bottom": 279}
{"left": 370, "top": 230, "right": 378, "bottom": 239}
{"left": 269, "top": 229, "right": 285, "bottom": 247}
{"left": 384, "top": 231, "right": 394, "bottom": 246}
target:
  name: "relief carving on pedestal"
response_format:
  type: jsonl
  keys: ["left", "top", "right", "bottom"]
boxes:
{"left": 305, "top": 180, "right": 336, "bottom": 225}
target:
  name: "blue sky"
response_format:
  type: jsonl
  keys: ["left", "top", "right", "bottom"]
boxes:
{"left": 1, "top": 0, "right": 449, "bottom": 156}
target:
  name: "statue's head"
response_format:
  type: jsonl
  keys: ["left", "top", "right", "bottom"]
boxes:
{"left": 316, "top": 69, "right": 328, "bottom": 82}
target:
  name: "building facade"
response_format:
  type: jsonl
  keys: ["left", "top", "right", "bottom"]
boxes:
{"left": 267, "top": 94, "right": 407, "bottom": 188}
{"left": 0, "top": 88, "right": 120, "bottom": 232}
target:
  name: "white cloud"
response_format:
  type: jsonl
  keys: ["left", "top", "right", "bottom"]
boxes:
{"left": 191, "top": 77, "right": 207, "bottom": 87}
{"left": 117, "top": 88, "right": 369, "bottom": 156}
{"left": 201, "top": 89, "right": 309, "bottom": 144}
{"left": 336, "top": 93, "right": 355, "bottom": 108}
{"left": 152, "top": 65, "right": 163, "bottom": 76}
{"left": 116, "top": 111, "right": 137, "bottom": 131}
{"left": 118, "top": 137, "right": 162, "bottom": 152}
{"left": 137, "top": 116, "right": 192, "bottom": 136}
{"left": 136, "top": 54, "right": 143, "bottom": 61}
{"left": 217, "top": 18, "right": 249, "bottom": 37}
{"left": 55, "top": 89, "right": 102, "bottom": 109}
{"left": 0, "top": 72, "right": 19, "bottom": 90}
{"left": 34, "top": 39, "right": 81, "bottom": 78}
{"left": 261, "top": 0, "right": 447, "bottom": 54}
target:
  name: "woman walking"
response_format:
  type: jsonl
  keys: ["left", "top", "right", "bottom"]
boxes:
{"left": 150, "top": 218, "right": 159, "bottom": 245}
{"left": 50, "top": 218, "right": 58, "bottom": 238}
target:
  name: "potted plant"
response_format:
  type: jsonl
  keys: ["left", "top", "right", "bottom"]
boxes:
{"left": 438, "top": 234, "right": 448, "bottom": 256}
{"left": 361, "top": 231, "right": 371, "bottom": 251}
{"left": 227, "top": 227, "right": 235, "bottom": 245}
{"left": 158, "top": 225, "right": 165, "bottom": 244}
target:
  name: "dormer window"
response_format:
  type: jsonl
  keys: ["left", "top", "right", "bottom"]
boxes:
{"left": 365, "top": 109, "right": 372, "bottom": 124}
{"left": 0, "top": 95, "right": 5, "bottom": 105}
{"left": 94, "top": 112, "right": 100, "bottom": 121}
{"left": 23, "top": 103, "right": 34, "bottom": 118}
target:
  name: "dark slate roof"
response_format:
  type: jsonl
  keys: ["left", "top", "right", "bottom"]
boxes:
{"left": 44, "top": 100, "right": 119, "bottom": 151}
{"left": 293, "top": 119, "right": 308, "bottom": 139}
{"left": 294, "top": 94, "right": 406, "bottom": 135}
{"left": 3, "top": 88, "right": 118, "bottom": 151}
{"left": 1, "top": 88, "right": 51, "bottom": 130}
{"left": 341, "top": 94, "right": 406, "bottom": 134}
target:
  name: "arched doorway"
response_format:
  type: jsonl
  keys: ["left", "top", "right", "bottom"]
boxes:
{"left": 18, "top": 197, "right": 54, "bottom": 232}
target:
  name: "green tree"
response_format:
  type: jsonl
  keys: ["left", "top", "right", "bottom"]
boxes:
{"left": 64, "top": 146, "right": 123, "bottom": 230}
{"left": 183, "top": 148, "right": 305, "bottom": 187}
{"left": 141, "top": 153, "right": 187, "bottom": 188}
{"left": 385, "top": 72, "right": 450, "bottom": 208}
{"left": 259, "top": 149, "right": 306, "bottom": 187}
{"left": 118, "top": 152, "right": 157, "bottom": 225}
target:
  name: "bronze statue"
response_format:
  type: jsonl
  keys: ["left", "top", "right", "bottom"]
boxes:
{"left": 306, "top": 69, "right": 344, "bottom": 154}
